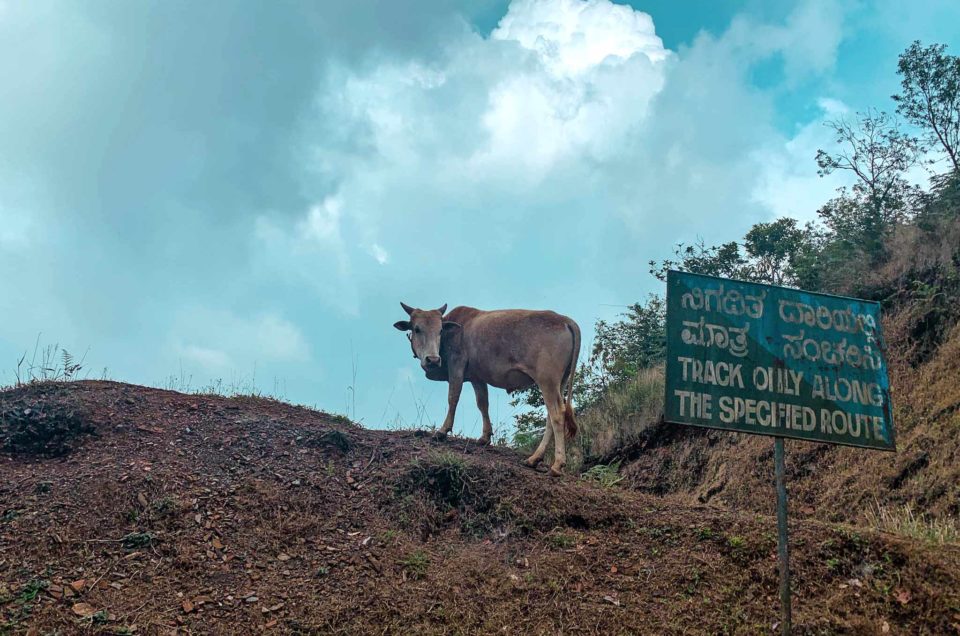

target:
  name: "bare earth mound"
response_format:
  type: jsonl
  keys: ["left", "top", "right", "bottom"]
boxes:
{"left": 1, "top": 381, "right": 958, "bottom": 635}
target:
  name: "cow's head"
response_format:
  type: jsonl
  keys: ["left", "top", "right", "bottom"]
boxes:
{"left": 393, "top": 302, "right": 460, "bottom": 371}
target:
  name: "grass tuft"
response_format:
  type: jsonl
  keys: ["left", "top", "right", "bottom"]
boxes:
{"left": 865, "top": 501, "right": 960, "bottom": 545}
{"left": 579, "top": 461, "right": 625, "bottom": 488}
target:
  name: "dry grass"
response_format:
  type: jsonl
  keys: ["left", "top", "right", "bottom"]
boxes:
{"left": 864, "top": 500, "right": 960, "bottom": 545}
{"left": 576, "top": 366, "right": 664, "bottom": 464}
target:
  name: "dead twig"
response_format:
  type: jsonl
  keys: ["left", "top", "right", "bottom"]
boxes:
{"left": 88, "top": 558, "right": 117, "bottom": 593}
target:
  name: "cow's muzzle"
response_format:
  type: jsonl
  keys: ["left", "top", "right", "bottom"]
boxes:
{"left": 423, "top": 355, "right": 441, "bottom": 369}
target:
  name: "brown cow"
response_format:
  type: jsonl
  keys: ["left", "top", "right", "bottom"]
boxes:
{"left": 393, "top": 302, "right": 580, "bottom": 476}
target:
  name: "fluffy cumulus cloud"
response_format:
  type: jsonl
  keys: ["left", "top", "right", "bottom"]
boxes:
{"left": 314, "top": 0, "right": 670, "bottom": 185}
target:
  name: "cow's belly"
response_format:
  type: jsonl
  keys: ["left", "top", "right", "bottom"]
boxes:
{"left": 487, "top": 370, "right": 535, "bottom": 393}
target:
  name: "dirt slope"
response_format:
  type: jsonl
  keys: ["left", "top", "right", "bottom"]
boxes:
{"left": 1, "top": 381, "right": 958, "bottom": 635}
{"left": 610, "top": 321, "right": 960, "bottom": 528}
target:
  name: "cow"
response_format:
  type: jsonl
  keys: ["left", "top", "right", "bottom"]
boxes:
{"left": 393, "top": 302, "right": 581, "bottom": 476}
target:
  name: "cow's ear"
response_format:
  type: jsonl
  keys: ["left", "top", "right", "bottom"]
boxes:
{"left": 442, "top": 321, "right": 461, "bottom": 333}
{"left": 394, "top": 320, "right": 411, "bottom": 331}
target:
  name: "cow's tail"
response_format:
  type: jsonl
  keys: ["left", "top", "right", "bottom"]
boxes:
{"left": 562, "top": 321, "right": 581, "bottom": 440}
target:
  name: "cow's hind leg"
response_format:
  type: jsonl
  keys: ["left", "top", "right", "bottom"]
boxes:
{"left": 524, "top": 416, "right": 554, "bottom": 469}
{"left": 543, "top": 389, "right": 568, "bottom": 477}
{"left": 472, "top": 382, "right": 493, "bottom": 445}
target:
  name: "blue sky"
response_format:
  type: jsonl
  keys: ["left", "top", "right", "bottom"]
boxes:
{"left": 1, "top": 0, "right": 957, "bottom": 437}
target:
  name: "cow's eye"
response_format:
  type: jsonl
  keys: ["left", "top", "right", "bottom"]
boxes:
{"left": 413, "top": 326, "right": 421, "bottom": 334}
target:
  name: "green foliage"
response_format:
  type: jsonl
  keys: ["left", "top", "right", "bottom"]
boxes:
{"left": 577, "top": 367, "right": 664, "bottom": 460}
{"left": 399, "top": 451, "right": 473, "bottom": 509}
{"left": 743, "top": 218, "right": 810, "bottom": 286}
{"left": 589, "top": 296, "right": 666, "bottom": 392}
{"left": 893, "top": 40, "right": 960, "bottom": 173}
{"left": 816, "top": 109, "right": 922, "bottom": 267}
{"left": 650, "top": 240, "right": 749, "bottom": 283}
{"left": 649, "top": 219, "right": 823, "bottom": 289}
{"left": 398, "top": 550, "right": 430, "bottom": 580}
{"left": 579, "top": 461, "right": 625, "bottom": 488}
{"left": 726, "top": 535, "right": 746, "bottom": 550}
{"left": 545, "top": 532, "right": 575, "bottom": 549}
{"left": 121, "top": 531, "right": 155, "bottom": 549}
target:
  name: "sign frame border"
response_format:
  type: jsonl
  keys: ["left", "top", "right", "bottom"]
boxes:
{"left": 663, "top": 269, "right": 897, "bottom": 452}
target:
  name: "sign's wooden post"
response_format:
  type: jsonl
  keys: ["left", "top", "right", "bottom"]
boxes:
{"left": 664, "top": 270, "right": 897, "bottom": 634}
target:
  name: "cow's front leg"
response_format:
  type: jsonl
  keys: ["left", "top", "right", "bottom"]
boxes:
{"left": 437, "top": 374, "right": 464, "bottom": 439}
{"left": 472, "top": 382, "right": 493, "bottom": 445}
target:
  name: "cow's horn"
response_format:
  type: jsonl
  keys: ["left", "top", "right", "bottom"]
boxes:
{"left": 436, "top": 303, "right": 447, "bottom": 315}
{"left": 400, "top": 302, "right": 415, "bottom": 315}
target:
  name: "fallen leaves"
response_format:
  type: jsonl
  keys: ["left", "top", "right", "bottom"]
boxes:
{"left": 183, "top": 594, "right": 216, "bottom": 613}
{"left": 71, "top": 602, "right": 96, "bottom": 617}
{"left": 894, "top": 588, "right": 911, "bottom": 605}
{"left": 603, "top": 595, "right": 621, "bottom": 607}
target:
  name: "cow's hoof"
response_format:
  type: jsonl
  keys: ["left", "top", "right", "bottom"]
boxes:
{"left": 549, "top": 466, "right": 564, "bottom": 478}
{"left": 477, "top": 436, "right": 491, "bottom": 446}
{"left": 433, "top": 431, "right": 449, "bottom": 441}
{"left": 522, "top": 457, "right": 542, "bottom": 470}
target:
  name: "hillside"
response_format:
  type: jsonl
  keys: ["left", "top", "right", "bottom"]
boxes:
{"left": 598, "top": 301, "right": 960, "bottom": 534}
{"left": 2, "top": 381, "right": 959, "bottom": 634}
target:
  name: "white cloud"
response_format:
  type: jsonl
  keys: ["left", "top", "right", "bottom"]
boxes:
{"left": 752, "top": 98, "right": 856, "bottom": 222}
{"left": 721, "top": 0, "right": 845, "bottom": 84}
{"left": 253, "top": 196, "right": 359, "bottom": 314}
{"left": 369, "top": 243, "right": 389, "bottom": 264}
{"left": 170, "top": 309, "right": 310, "bottom": 374}
{"left": 476, "top": 0, "right": 670, "bottom": 175}
{"left": 302, "top": 196, "right": 343, "bottom": 244}
{"left": 178, "top": 344, "right": 232, "bottom": 370}
{"left": 817, "top": 96, "right": 849, "bottom": 116}
{"left": 305, "top": 0, "right": 672, "bottom": 261}
{"left": 491, "top": 0, "right": 668, "bottom": 77}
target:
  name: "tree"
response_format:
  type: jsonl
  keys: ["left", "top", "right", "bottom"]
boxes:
{"left": 893, "top": 41, "right": 960, "bottom": 174}
{"left": 588, "top": 296, "right": 666, "bottom": 393}
{"left": 649, "top": 240, "right": 749, "bottom": 283}
{"left": 649, "top": 219, "right": 821, "bottom": 288}
{"left": 743, "top": 218, "right": 808, "bottom": 286}
{"left": 815, "top": 109, "right": 921, "bottom": 260}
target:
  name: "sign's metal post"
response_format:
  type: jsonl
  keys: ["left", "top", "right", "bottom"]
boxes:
{"left": 774, "top": 437, "right": 791, "bottom": 636}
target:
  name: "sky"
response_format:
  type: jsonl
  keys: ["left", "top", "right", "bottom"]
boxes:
{"left": 1, "top": 0, "right": 958, "bottom": 438}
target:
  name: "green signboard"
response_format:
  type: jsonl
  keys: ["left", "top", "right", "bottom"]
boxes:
{"left": 665, "top": 270, "right": 895, "bottom": 450}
